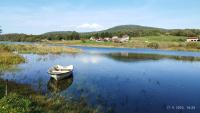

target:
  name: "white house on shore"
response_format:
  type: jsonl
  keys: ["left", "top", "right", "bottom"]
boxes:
{"left": 112, "top": 35, "right": 130, "bottom": 43}
{"left": 120, "top": 35, "right": 130, "bottom": 42}
{"left": 90, "top": 35, "right": 130, "bottom": 43}
{"left": 112, "top": 36, "right": 119, "bottom": 41}
{"left": 90, "top": 37, "right": 95, "bottom": 41}
{"left": 104, "top": 37, "right": 111, "bottom": 42}
{"left": 186, "top": 37, "right": 199, "bottom": 42}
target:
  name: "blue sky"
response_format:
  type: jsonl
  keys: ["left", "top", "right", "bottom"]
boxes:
{"left": 0, "top": 0, "right": 200, "bottom": 34}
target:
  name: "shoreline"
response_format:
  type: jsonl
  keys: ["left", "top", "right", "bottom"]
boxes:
{"left": 40, "top": 37, "right": 200, "bottom": 52}
{"left": 69, "top": 44, "right": 200, "bottom": 52}
{"left": 1, "top": 40, "right": 200, "bottom": 52}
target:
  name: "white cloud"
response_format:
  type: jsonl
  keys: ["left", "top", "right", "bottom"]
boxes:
{"left": 77, "top": 23, "right": 103, "bottom": 30}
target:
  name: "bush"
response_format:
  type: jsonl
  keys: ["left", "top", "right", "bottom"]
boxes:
{"left": 147, "top": 42, "right": 159, "bottom": 49}
{"left": 178, "top": 38, "right": 186, "bottom": 42}
{"left": 186, "top": 42, "right": 200, "bottom": 49}
{"left": 81, "top": 38, "right": 87, "bottom": 43}
{"left": 178, "top": 43, "right": 186, "bottom": 47}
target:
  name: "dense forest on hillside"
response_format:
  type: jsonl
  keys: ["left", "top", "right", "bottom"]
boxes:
{"left": 0, "top": 25, "right": 200, "bottom": 42}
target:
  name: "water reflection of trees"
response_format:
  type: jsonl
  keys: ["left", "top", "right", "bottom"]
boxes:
{"left": 105, "top": 52, "right": 200, "bottom": 62}
{"left": 47, "top": 76, "right": 73, "bottom": 93}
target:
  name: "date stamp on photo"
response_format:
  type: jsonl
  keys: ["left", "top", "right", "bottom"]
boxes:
{"left": 166, "top": 105, "right": 196, "bottom": 111}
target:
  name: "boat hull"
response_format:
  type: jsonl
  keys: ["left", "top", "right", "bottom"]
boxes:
{"left": 50, "top": 71, "right": 73, "bottom": 81}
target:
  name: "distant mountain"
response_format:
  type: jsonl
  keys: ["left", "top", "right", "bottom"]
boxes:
{"left": 41, "top": 25, "right": 199, "bottom": 38}
{"left": 102, "top": 25, "right": 166, "bottom": 33}
{"left": 43, "top": 31, "right": 75, "bottom": 35}
{"left": 42, "top": 25, "right": 166, "bottom": 35}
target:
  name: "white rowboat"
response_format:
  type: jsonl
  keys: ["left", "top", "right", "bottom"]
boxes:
{"left": 48, "top": 65, "right": 73, "bottom": 80}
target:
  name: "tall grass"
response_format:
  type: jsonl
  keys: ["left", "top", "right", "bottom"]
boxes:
{"left": 0, "top": 44, "right": 81, "bottom": 72}
{"left": 0, "top": 93, "right": 99, "bottom": 113}
{"left": 0, "top": 79, "right": 100, "bottom": 113}
{"left": 0, "top": 45, "right": 25, "bottom": 72}
{"left": 0, "top": 44, "right": 81, "bottom": 54}
{"left": 186, "top": 42, "right": 200, "bottom": 49}
{"left": 0, "top": 93, "right": 41, "bottom": 113}
{"left": 0, "top": 52, "right": 25, "bottom": 65}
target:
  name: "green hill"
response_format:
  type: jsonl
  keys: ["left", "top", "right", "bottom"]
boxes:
{"left": 102, "top": 25, "right": 166, "bottom": 32}
{"left": 43, "top": 31, "right": 75, "bottom": 35}
{"left": 42, "top": 25, "right": 166, "bottom": 35}
{"left": 79, "top": 25, "right": 167, "bottom": 38}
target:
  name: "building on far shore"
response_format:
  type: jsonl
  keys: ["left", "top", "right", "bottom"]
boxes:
{"left": 186, "top": 37, "right": 199, "bottom": 42}
{"left": 104, "top": 37, "right": 111, "bottom": 42}
{"left": 90, "top": 35, "right": 130, "bottom": 43}
{"left": 120, "top": 35, "right": 130, "bottom": 42}
{"left": 90, "top": 37, "right": 95, "bottom": 41}
{"left": 96, "top": 37, "right": 104, "bottom": 42}
{"left": 112, "top": 36, "right": 119, "bottom": 41}
{"left": 112, "top": 35, "right": 130, "bottom": 43}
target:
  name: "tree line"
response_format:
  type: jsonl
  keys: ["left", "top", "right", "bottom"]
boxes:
{"left": 0, "top": 31, "right": 80, "bottom": 42}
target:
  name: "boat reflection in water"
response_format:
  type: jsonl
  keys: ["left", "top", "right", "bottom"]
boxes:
{"left": 47, "top": 75, "right": 73, "bottom": 93}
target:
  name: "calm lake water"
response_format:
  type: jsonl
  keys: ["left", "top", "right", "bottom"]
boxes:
{"left": 1, "top": 46, "right": 200, "bottom": 113}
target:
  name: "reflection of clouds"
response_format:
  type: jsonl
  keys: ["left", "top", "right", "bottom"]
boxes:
{"left": 80, "top": 56, "right": 100, "bottom": 64}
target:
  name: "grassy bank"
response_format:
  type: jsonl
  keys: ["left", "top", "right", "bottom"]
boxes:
{"left": 0, "top": 93, "right": 99, "bottom": 113}
{"left": 0, "top": 45, "right": 25, "bottom": 72}
{"left": 43, "top": 36, "right": 200, "bottom": 52}
{"left": 0, "top": 44, "right": 81, "bottom": 72}
{"left": 0, "top": 44, "right": 81, "bottom": 54}
{"left": 0, "top": 79, "right": 99, "bottom": 113}
{"left": 0, "top": 52, "right": 25, "bottom": 65}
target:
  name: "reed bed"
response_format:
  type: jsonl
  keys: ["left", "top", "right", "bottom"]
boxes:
{"left": 0, "top": 44, "right": 81, "bottom": 54}
{"left": 0, "top": 46, "right": 25, "bottom": 72}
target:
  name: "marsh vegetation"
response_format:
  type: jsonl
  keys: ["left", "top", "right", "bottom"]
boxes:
{"left": 0, "top": 44, "right": 81, "bottom": 54}
{"left": 0, "top": 79, "right": 99, "bottom": 113}
{"left": 0, "top": 45, "right": 25, "bottom": 72}
{"left": 0, "top": 44, "right": 81, "bottom": 72}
